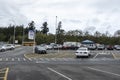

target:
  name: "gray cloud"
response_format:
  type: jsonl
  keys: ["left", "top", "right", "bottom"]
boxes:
{"left": 0, "top": 0, "right": 120, "bottom": 35}
{"left": 84, "top": 26, "right": 96, "bottom": 33}
{"left": 0, "top": 0, "right": 28, "bottom": 26}
{"left": 90, "top": 0, "right": 120, "bottom": 14}
{"left": 63, "top": 19, "right": 81, "bottom": 23}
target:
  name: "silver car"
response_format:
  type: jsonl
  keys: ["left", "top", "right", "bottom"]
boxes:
{"left": 3, "top": 44, "right": 15, "bottom": 50}
{"left": 0, "top": 45, "right": 6, "bottom": 52}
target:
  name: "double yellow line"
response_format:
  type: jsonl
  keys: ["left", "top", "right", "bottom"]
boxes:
{"left": 0, "top": 67, "right": 9, "bottom": 80}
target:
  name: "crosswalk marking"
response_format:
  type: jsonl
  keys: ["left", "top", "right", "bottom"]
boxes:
{"left": 5, "top": 58, "right": 8, "bottom": 61}
{"left": 18, "top": 58, "right": 20, "bottom": 61}
{"left": 0, "top": 57, "right": 119, "bottom": 62}
{"left": 0, "top": 58, "right": 2, "bottom": 61}
{"left": 12, "top": 58, "right": 14, "bottom": 61}
{"left": 0, "top": 58, "right": 29, "bottom": 62}
{"left": 28, "top": 58, "right": 32, "bottom": 61}
{"left": 23, "top": 58, "right": 26, "bottom": 61}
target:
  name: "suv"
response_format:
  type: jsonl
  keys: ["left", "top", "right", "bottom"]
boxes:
{"left": 88, "top": 44, "right": 96, "bottom": 50}
{"left": 75, "top": 47, "right": 90, "bottom": 58}
{"left": 4, "top": 44, "right": 15, "bottom": 50}
{"left": 97, "top": 44, "right": 105, "bottom": 50}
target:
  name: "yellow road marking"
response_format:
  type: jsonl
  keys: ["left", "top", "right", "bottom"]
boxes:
{"left": 4, "top": 68, "right": 9, "bottom": 80}
{"left": 0, "top": 68, "right": 9, "bottom": 80}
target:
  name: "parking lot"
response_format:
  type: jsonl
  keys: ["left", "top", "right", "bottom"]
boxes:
{"left": 25, "top": 49, "right": 120, "bottom": 59}
{"left": 0, "top": 46, "right": 120, "bottom": 80}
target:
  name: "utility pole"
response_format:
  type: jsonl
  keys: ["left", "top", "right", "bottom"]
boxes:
{"left": 10, "top": 19, "right": 16, "bottom": 45}
{"left": 55, "top": 16, "right": 57, "bottom": 44}
{"left": 13, "top": 25, "right": 15, "bottom": 45}
{"left": 22, "top": 25, "right": 24, "bottom": 46}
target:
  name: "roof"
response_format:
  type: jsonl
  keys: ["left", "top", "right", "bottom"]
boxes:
{"left": 81, "top": 40, "right": 94, "bottom": 44}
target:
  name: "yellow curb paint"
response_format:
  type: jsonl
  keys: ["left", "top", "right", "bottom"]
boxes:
{"left": 4, "top": 68, "right": 9, "bottom": 80}
{"left": 24, "top": 54, "right": 32, "bottom": 60}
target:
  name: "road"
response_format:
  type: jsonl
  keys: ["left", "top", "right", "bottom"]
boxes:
{"left": 0, "top": 46, "right": 120, "bottom": 80}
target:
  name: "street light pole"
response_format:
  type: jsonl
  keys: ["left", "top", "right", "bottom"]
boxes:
{"left": 9, "top": 19, "right": 16, "bottom": 45}
{"left": 13, "top": 25, "right": 15, "bottom": 45}
{"left": 22, "top": 25, "right": 24, "bottom": 46}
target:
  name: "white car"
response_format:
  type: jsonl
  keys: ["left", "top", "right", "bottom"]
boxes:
{"left": 75, "top": 47, "right": 90, "bottom": 58}
{"left": 0, "top": 45, "right": 6, "bottom": 52}
{"left": 4, "top": 44, "right": 15, "bottom": 50}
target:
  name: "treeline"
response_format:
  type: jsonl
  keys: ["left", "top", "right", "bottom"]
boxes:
{"left": 0, "top": 21, "right": 120, "bottom": 45}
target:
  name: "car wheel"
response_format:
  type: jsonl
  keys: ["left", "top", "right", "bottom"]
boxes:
{"left": 76, "top": 56, "right": 79, "bottom": 58}
{"left": 1, "top": 49, "right": 5, "bottom": 52}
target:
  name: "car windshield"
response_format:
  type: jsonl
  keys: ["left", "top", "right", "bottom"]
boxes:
{"left": 78, "top": 48, "right": 87, "bottom": 51}
{"left": 99, "top": 45, "right": 104, "bottom": 47}
{"left": 37, "top": 46, "right": 45, "bottom": 49}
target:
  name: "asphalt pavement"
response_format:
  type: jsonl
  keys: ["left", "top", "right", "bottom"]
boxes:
{"left": 0, "top": 46, "right": 120, "bottom": 80}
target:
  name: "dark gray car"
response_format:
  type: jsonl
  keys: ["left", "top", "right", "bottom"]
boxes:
{"left": 35, "top": 46, "right": 47, "bottom": 54}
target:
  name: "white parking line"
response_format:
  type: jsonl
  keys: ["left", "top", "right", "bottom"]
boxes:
{"left": 48, "top": 67, "right": 72, "bottom": 80}
{"left": 88, "top": 67, "right": 120, "bottom": 77}
{"left": 0, "top": 58, "right": 2, "bottom": 61}
{"left": 93, "top": 53, "right": 99, "bottom": 59}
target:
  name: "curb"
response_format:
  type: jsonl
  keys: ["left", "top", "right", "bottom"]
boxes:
{"left": 24, "top": 54, "right": 30, "bottom": 60}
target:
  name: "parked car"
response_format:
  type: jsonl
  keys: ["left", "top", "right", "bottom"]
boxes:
{"left": 0, "top": 45, "right": 6, "bottom": 52}
{"left": 35, "top": 46, "right": 47, "bottom": 54}
{"left": 45, "top": 45, "right": 53, "bottom": 50}
{"left": 114, "top": 45, "right": 120, "bottom": 50}
{"left": 75, "top": 47, "right": 90, "bottom": 58}
{"left": 106, "top": 45, "right": 114, "bottom": 50}
{"left": 97, "top": 44, "right": 105, "bottom": 50}
{"left": 4, "top": 44, "right": 15, "bottom": 50}
{"left": 40, "top": 44, "right": 52, "bottom": 50}
{"left": 88, "top": 44, "right": 97, "bottom": 50}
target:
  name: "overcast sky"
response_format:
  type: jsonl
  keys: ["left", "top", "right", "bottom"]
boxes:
{"left": 0, "top": 0, "right": 120, "bottom": 35}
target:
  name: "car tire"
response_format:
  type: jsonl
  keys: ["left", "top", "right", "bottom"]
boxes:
{"left": 76, "top": 56, "right": 79, "bottom": 58}
{"left": 1, "top": 49, "right": 5, "bottom": 52}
